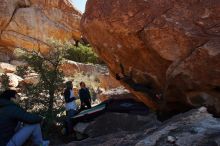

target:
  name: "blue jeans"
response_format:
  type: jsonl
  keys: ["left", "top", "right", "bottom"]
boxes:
{"left": 67, "top": 109, "right": 77, "bottom": 119}
{"left": 7, "top": 124, "right": 44, "bottom": 146}
{"left": 66, "top": 109, "right": 77, "bottom": 134}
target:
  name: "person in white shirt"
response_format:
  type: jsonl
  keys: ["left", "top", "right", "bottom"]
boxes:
{"left": 63, "top": 81, "right": 77, "bottom": 134}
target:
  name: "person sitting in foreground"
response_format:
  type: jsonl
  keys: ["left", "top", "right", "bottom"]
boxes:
{"left": 0, "top": 90, "right": 49, "bottom": 146}
{"left": 79, "top": 82, "right": 91, "bottom": 110}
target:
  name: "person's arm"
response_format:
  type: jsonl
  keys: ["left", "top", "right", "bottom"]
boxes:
{"left": 87, "top": 88, "right": 91, "bottom": 101}
{"left": 11, "top": 105, "right": 42, "bottom": 124}
{"left": 79, "top": 89, "right": 83, "bottom": 101}
{"left": 64, "top": 89, "right": 74, "bottom": 103}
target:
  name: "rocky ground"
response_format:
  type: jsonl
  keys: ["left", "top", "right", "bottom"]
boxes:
{"left": 63, "top": 107, "right": 220, "bottom": 146}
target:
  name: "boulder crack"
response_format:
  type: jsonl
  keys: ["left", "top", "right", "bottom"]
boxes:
{"left": 0, "top": 4, "right": 30, "bottom": 39}
{"left": 1, "top": 30, "right": 50, "bottom": 50}
{"left": 164, "top": 40, "right": 210, "bottom": 94}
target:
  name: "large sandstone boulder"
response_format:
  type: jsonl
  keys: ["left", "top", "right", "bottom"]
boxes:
{"left": 98, "top": 87, "right": 135, "bottom": 102}
{"left": 0, "top": 73, "right": 23, "bottom": 87}
{"left": 0, "top": 62, "right": 16, "bottom": 73}
{"left": 81, "top": 0, "right": 220, "bottom": 115}
{"left": 98, "top": 74, "right": 121, "bottom": 90}
{"left": 22, "top": 73, "right": 39, "bottom": 85}
{"left": 0, "top": 0, "right": 81, "bottom": 59}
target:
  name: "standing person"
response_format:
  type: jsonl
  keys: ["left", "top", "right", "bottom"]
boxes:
{"left": 63, "top": 81, "right": 77, "bottom": 134}
{"left": 79, "top": 82, "right": 91, "bottom": 110}
{"left": 0, "top": 90, "right": 49, "bottom": 146}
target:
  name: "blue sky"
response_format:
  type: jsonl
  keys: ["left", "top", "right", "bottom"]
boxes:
{"left": 70, "top": 0, "right": 87, "bottom": 13}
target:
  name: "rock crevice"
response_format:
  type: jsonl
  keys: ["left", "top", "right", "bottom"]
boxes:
{"left": 0, "top": 0, "right": 31, "bottom": 38}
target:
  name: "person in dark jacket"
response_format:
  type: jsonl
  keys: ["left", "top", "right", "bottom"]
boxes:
{"left": 79, "top": 82, "right": 91, "bottom": 110}
{"left": 0, "top": 90, "right": 49, "bottom": 146}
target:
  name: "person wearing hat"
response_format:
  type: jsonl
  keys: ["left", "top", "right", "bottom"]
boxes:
{"left": 0, "top": 89, "right": 49, "bottom": 146}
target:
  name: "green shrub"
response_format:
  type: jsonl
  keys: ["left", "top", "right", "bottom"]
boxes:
{"left": 16, "top": 66, "right": 28, "bottom": 78}
{"left": 0, "top": 73, "right": 10, "bottom": 92}
{"left": 65, "top": 43, "right": 104, "bottom": 64}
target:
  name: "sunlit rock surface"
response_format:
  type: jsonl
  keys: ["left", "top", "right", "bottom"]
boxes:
{"left": 81, "top": 0, "right": 220, "bottom": 114}
{"left": 0, "top": 0, "right": 81, "bottom": 60}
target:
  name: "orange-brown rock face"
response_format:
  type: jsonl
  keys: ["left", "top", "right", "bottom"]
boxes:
{"left": 81, "top": 0, "right": 220, "bottom": 114}
{"left": 0, "top": 0, "right": 81, "bottom": 60}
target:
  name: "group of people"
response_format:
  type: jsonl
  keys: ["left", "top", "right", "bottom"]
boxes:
{"left": 64, "top": 81, "right": 92, "bottom": 134}
{"left": 0, "top": 81, "right": 92, "bottom": 146}
{"left": 64, "top": 81, "right": 91, "bottom": 114}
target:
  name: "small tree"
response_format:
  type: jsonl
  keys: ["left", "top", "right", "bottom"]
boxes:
{"left": 0, "top": 73, "right": 10, "bottom": 93}
{"left": 21, "top": 39, "right": 67, "bottom": 119}
{"left": 19, "top": 82, "right": 42, "bottom": 111}
{"left": 16, "top": 66, "right": 28, "bottom": 78}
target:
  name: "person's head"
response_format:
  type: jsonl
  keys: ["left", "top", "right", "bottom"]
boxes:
{"left": 80, "top": 82, "right": 86, "bottom": 88}
{"left": 66, "top": 81, "right": 73, "bottom": 89}
{"left": 0, "top": 90, "right": 18, "bottom": 100}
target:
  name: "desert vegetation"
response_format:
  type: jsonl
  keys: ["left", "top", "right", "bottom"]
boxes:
{"left": 0, "top": 39, "right": 103, "bottom": 142}
{"left": 65, "top": 43, "right": 104, "bottom": 64}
